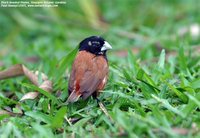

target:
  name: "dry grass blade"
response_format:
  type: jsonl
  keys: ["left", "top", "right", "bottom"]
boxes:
{"left": 0, "top": 109, "right": 22, "bottom": 117}
{"left": 98, "top": 102, "right": 114, "bottom": 124}
{"left": 0, "top": 110, "right": 15, "bottom": 116}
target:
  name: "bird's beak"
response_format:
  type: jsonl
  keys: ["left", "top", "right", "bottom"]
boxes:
{"left": 101, "top": 41, "right": 112, "bottom": 51}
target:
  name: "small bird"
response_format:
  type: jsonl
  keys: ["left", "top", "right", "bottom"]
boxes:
{"left": 67, "top": 36, "right": 112, "bottom": 103}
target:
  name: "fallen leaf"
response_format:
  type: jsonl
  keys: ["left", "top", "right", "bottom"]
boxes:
{"left": 0, "top": 64, "right": 53, "bottom": 101}
{"left": 20, "top": 92, "right": 39, "bottom": 101}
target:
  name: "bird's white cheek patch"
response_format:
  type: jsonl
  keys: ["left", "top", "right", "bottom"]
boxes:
{"left": 88, "top": 41, "right": 92, "bottom": 46}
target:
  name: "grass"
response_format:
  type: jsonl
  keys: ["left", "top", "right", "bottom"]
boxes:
{"left": 0, "top": 0, "right": 200, "bottom": 137}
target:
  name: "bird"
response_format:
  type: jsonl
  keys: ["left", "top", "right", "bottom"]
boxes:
{"left": 67, "top": 36, "right": 112, "bottom": 103}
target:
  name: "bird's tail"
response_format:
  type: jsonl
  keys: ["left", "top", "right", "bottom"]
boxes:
{"left": 67, "top": 91, "right": 81, "bottom": 103}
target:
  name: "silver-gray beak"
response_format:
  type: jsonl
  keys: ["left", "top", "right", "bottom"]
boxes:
{"left": 101, "top": 41, "right": 112, "bottom": 51}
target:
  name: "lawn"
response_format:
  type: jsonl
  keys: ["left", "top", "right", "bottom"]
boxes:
{"left": 0, "top": 0, "right": 200, "bottom": 137}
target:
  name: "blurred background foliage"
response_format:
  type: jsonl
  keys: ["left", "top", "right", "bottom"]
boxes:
{"left": 0, "top": 0, "right": 199, "bottom": 68}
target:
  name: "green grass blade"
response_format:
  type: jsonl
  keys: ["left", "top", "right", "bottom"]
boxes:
{"left": 151, "top": 94, "right": 186, "bottom": 118}
{"left": 51, "top": 107, "right": 67, "bottom": 128}
{"left": 54, "top": 46, "right": 78, "bottom": 83}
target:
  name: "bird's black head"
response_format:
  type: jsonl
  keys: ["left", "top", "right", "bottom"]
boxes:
{"left": 79, "top": 36, "right": 112, "bottom": 55}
